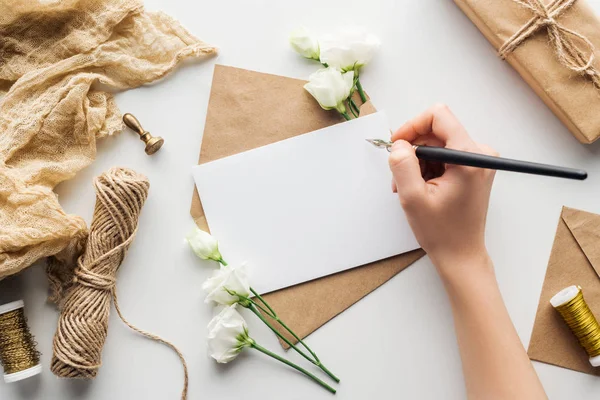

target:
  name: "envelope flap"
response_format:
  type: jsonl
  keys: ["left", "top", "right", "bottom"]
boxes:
{"left": 190, "top": 66, "right": 425, "bottom": 348}
{"left": 562, "top": 206, "right": 600, "bottom": 279}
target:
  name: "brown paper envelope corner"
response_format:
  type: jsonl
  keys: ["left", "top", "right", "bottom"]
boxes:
{"left": 528, "top": 206, "right": 600, "bottom": 376}
{"left": 189, "top": 65, "right": 424, "bottom": 346}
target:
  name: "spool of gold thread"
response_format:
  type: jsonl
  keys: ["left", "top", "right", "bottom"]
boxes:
{"left": 551, "top": 285, "right": 600, "bottom": 367}
{"left": 0, "top": 300, "right": 42, "bottom": 383}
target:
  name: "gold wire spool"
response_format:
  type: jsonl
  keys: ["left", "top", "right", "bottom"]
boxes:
{"left": 551, "top": 285, "right": 600, "bottom": 367}
{"left": 0, "top": 300, "right": 42, "bottom": 383}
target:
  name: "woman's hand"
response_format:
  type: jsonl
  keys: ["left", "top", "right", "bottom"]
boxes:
{"left": 388, "top": 104, "right": 497, "bottom": 275}
{"left": 389, "top": 105, "right": 547, "bottom": 400}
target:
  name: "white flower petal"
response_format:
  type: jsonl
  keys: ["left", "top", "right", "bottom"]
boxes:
{"left": 207, "top": 305, "right": 251, "bottom": 364}
{"left": 186, "top": 228, "right": 223, "bottom": 262}
{"left": 289, "top": 26, "right": 320, "bottom": 60}
{"left": 203, "top": 263, "right": 251, "bottom": 305}
{"left": 319, "top": 27, "right": 380, "bottom": 71}
{"left": 304, "top": 67, "right": 354, "bottom": 112}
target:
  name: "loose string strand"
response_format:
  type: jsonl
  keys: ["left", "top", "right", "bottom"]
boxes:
{"left": 112, "top": 288, "right": 189, "bottom": 399}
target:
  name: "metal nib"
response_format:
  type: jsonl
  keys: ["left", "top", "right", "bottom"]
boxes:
{"left": 366, "top": 139, "right": 393, "bottom": 150}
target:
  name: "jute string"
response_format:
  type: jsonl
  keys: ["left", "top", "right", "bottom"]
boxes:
{"left": 51, "top": 167, "right": 189, "bottom": 399}
{"left": 498, "top": 0, "right": 600, "bottom": 89}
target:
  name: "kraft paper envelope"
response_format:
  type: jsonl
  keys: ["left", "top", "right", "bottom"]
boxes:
{"left": 192, "top": 112, "right": 420, "bottom": 294}
{"left": 528, "top": 207, "right": 600, "bottom": 376}
{"left": 190, "top": 65, "right": 425, "bottom": 345}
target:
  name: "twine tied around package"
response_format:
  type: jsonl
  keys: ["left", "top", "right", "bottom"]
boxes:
{"left": 51, "top": 168, "right": 189, "bottom": 399}
{"left": 498, "top": 0, "right": 600, "bottom": 89}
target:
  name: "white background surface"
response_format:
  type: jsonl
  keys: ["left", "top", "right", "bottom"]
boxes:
{"left": 193, "top": 113, "right": 419, "bottom": 294}
{"left": 2, "top": 0, "right": 600, "bottom": 398}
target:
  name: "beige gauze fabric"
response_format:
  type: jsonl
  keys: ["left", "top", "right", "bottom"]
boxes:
{"left": 0, "top": 0, "right": 216, "bottom": 286}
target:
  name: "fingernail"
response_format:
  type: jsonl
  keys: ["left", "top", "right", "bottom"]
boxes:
{"left": 391, "top": 140, "right": 409, "bottom": 151}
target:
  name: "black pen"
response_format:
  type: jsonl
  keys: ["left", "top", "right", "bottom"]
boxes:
{"left": 366, "top": 139, "right": 587, "bottom": 181}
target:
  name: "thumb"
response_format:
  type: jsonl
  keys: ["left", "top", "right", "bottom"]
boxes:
{"left": 388, "top": 140, "right": 426, "bottom": 207}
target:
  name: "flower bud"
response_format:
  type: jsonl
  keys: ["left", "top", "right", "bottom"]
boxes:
{"left": 186, "top": 228, "right": 224, "bottom": 264}
{"left": 289, "top": 26, "right": 320, "bottom": 60}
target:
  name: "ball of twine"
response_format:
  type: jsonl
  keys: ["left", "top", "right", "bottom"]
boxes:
{"left": 51, "top": 167, "right": 188, "bottom": 399}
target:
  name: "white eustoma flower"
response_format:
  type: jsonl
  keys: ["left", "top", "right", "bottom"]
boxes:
{"left": 289, "top": 26, "right": 320, "bottom": 60}
{"left": 304, "top": 67, "right": 354, "bottom": 114}
{"left": 319, "top": 27, "right": 380, "bottom": 72}
{"left": 186, "top": 228, "right": 225, "bottom": 264}
{"left": 202, "top": 263, "right": 251, "bottom": 305}
{"left": 207, "top": 305, "right": 253, "bottom": 364}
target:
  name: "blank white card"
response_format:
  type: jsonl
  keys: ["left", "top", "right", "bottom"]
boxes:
{"left": 193, "top": 112, "right": 419, "bottom": 294}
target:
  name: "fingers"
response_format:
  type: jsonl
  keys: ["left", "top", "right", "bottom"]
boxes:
{"left": 391, "top": 104, "right": 476, "bottom": 150}
{"left": 476, "top": 143, "right": 499, "bottom": 181}
{"left": 477, "top": 143, "right": 499, "bottom": 157}
{"left": 443, "top": 142, "right": 499, "bottom": 183}
{"left": 388, "top": 140, "right": 426, "bottom": 207}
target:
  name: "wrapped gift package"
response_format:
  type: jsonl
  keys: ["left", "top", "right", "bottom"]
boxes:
{"left": 454, "top": 0, "right": 600, "bottom": 144}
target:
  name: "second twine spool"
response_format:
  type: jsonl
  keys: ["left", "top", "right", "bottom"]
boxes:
{"left": 551, "top": 285, "right": 600, "bottom": 367}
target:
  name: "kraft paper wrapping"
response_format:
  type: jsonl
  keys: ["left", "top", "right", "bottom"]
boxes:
{"left": 190, "top": 65, "right": 425, "bottom": 346}
{"left": 453, "top": 0, "right": 600, "bottom": 144}
{"left": 528, "top": 207, "right": 600, "bottom": 375}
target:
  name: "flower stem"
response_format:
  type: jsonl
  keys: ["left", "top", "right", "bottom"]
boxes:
{"left": 218, "top": 258, "right": 228, "bottom": 266}
{"left": 250, "top": 288, "right": 317, "bottom": 359}
{"left": 349, "top": 98, "right": 360, "bottom": 117}
{"left": 250, "top": 287, "right": 276, "bottom": 316}
{"left": 272, "top": 317, "right": 319, "bottom": 360}
{"left": 251, "top": 342, "right": 336, "bottom": 394}
{"left": 247, "top": 297, "right": 272, "bottom": 316}
{"left": 248, "top": 305, "right": 315, "bottom": 365}
{"left": 348, "top": 101, "right": 358, "bottom": 118}
{"left": 341, "top": 112, "right": 351, "bottom": 121}
{"left": 356, "top": 78, "right": 367, "bottom": 103}
{"left": 248, "top": 288, "right": 340, "bottom": 383}
{"left": 270, "top": 312, "right": 339, "bottom": 382}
